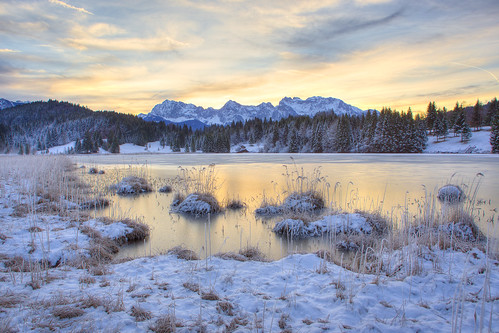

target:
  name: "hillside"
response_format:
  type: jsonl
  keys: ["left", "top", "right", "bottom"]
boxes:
{"left": 0, "top": 100, "right": 165, "bottom": 153}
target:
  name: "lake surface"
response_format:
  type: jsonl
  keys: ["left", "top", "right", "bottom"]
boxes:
{"left": 74, "top": 153, "right": 499, "bottom": 259}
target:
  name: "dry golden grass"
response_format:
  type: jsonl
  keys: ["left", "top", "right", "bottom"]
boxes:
{"left": 168, "top": 246, "right": 199, "bottom": 260}
{"left": 52, "top": 305, "right": 85, "bottom": 319}
{"left": 130, "top": 305, "right": 152, "bottom": 322}
{"left": 149, "top": 313, "right": 178, "bottom": 333}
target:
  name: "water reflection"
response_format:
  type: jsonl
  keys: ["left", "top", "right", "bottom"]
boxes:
{"left": 75, "top": 154, "right": 499, "bottom": 259}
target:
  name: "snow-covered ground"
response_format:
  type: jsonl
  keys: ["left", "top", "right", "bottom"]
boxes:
{"left": 0, "top": 156, "right": 498, "bottom": 332}
{"left": 425, "top": 128, "right": 492, "bottom": 154}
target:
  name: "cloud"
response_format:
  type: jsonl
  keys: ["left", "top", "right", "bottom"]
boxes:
{"left": 0, "top": 49, "right": 20, "bottom": 53}
{"left": 48, "top": 0, "right": 93, "bottom": 15}
{"left": 63, "top": 35, "right": 189, "bottom": 52}
{"left": 285, "top": 7, "right": 405, "bottom": 49}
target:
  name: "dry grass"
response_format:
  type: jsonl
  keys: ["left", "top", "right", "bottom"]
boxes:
{"left": 0, "top": 290, "right": 25, "bottom": 309}
{"left": 89, "top": 264, "right": 110, "bottom": 276}
{"left": 176, "top": 164, "right": 218, "bottom": 195}
{"left": 168, "top": 246, "right": 199, "bottom": 260}
{"left": 159, "top": 185, "right": 173, "bottom": 193}
{"left": 150, "top": 313, "right": 178, "bottom": 333}
{"left": 116, "top": 218, "right": 150, "bottom": 244}
{"left": 214, "top": 252, "right": 249, "bottom": 262}
{"left": 79, "top": 275, "right": 96, "bottom": 285}
{"left": 216, "top": 300, "right": 234, "bottom": 316}
{"left": 79, "top": 197, "right": 110, "bottom": 210}
{"left": 3, "top": 256, "right": 42, "bottom": 273}
{"left": 238, "top": 247, "right": 266, "bottom": 261}
{"left": 112, "top": 176, "right": 153, "bottom": 195}
{"left": 171, "top": 165, "right": 223, "bottom": 215}
{"left": 225, "top": 198, "right": 245, "bottom": 210}
{"left": 183, "top": 281, "right": 200, "bottom": 293}
{"left": 0, "top": 318, "right": 16, "bottom": 333}
{"left": 130, "top": 305, "right": 152, "bottom": 322}
{"left": 52, "top": 305, "right": 85, "bottom": 319}
{"left": 201, "top": 290, "right": 220, "bottom": 301}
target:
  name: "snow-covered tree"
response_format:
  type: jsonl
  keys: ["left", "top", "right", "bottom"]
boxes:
{"left": 490, "top": 114, "right": 499, "bottom": 153}
{"left": 471, "top": 100, "right": 482, "bottom": 130}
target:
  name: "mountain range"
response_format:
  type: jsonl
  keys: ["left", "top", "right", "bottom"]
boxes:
{"left": 139, "top": 96, "right": 365, "bottom": 127}
{"left": 0, "top": 98, "right": 28, "bottom": 110}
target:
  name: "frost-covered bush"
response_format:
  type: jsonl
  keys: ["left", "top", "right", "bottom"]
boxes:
{"left": 226, "top": 198, "right": 245, "bottom": 210}
{"left": 273, "top": 213, "right": 374, "bottom": 238}
{"left": 171, "top": 193, "right": 221, "bottom": 215}
{"left": 282, "top": 191, "right": 324, "bottom": 212}
{"left": 112, "top": 176, "right": 152, "bottom": 195}
{"left": 437, "top": 185, "right": 465, "bottom": 204}
{"left": 159, "top": 185, "right": 172, "bottom": 193}
{"left": 256, "top": 191, "right": 324, "bottom": 216}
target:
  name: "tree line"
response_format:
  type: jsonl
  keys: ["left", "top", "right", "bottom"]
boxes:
{"left": 1, "top": 97, "right": 498, "bottom": 154}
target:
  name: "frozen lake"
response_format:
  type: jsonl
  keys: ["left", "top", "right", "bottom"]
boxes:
{"left": 74, "top": 153, "right": 499, "bottom": 259}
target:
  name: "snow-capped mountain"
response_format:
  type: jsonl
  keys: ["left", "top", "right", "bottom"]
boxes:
{"left": 0, "top": 98, "right": 28, "bottom": 110}
{"left": 139, "top": 96, "right": 364, "bottom": 126}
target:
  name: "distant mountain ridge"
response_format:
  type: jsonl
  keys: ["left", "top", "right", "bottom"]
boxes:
{"left": 139, "top": 96, "right": 365, "bottom": 126}
{"left": 0, "top": 98, "right": 28, "bottom": 110}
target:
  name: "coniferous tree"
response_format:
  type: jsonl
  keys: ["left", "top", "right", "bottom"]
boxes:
{"left": 426, "top": 102, "right": 437, "bottom": 134}
{"left": 453, "top": 107, "right": 466, "bottom": 137}
{"left": 434, "top": 110, "right": 448, "bottom": 141}
{"left": 334, "top": 116, "right": 352, "bottom": 152}
{"left": 461, "top": 122, "right": 472, "bottom": 143}
{"left": 486, "top": 98, "right": 499, "bottom": 125}
{"left": 288, "top": 131, "right": 299, "bottom": 153}
{"left": 471, "top": 100, "right": 482, "bottom": 130}
{"left": 490, "top": 114, "right": 499, "bottom": 153}
{"left": 190, "top": 137, "right": 196, "bottom": 152}
{"left": 75, "top": 139, "right": 82, "bottom": 153}
{"left": 415, "top": 115, "right": 428, "bottom": 152}
{"left": 311, "top": 123, "right": 323, "bottom": 153}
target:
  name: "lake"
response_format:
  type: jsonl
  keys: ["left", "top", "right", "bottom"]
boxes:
{"left": 74, "top": 153, "right": 499, "bottom": 259}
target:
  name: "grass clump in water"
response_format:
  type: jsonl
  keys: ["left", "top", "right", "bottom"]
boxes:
{"left": 171, "top": 164, "right": 222, "bottom": 215}
{"left": 112, "top": 176, "right": 153, "bottom": 195}
{"left": 256, "top": 163, "right": 328, "bottom": 216}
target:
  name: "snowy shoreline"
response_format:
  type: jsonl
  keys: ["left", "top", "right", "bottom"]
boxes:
{"left": 0, "top": 156, "right": 497, "bottom": 332}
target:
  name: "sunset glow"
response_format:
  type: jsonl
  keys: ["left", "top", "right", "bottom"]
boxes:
{"left": 1, "top": 0, "right": 498, "bottom": 114}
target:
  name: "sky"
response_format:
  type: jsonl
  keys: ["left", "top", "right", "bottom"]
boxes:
{"left": 1, "top": 0, "right": 499, "bottom": 115}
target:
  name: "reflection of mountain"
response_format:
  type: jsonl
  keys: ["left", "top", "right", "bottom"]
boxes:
{"left": 139, "top": 96, "right": 364, "bottom": 125}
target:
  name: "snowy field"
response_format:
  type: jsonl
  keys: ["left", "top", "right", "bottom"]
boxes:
{"left": 0, "top": 155, "right": 497, "bottom": 332}
{"left": 424, "top": 128, "right": 493, "bottom": 154}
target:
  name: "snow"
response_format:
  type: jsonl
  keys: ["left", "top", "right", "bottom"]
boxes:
{"left": 425, "top": 128, "right": 492, "bottom": 153}
{"left": 171, "top": 193, "right": 218, "bottom": 215}
{"left": 0, "top": 164, "right": 498, "bottom": 332}
{"left": 44, "top": 141, "right": 76, "bottom": 154}
{"left": 273, "top": 213, "right": 373, "bottom": 238}
{"left": 231, "top": 142, "right": 265, "bottom": 153}
{"left": 119, "top": 142, "right": 173, "bottom": 154}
